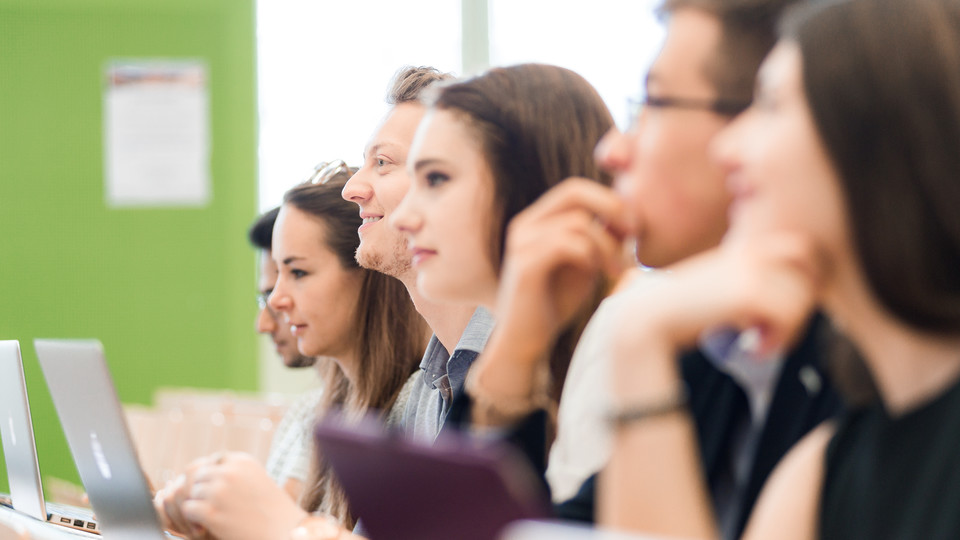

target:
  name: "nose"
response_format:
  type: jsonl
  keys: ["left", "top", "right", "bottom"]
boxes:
{"left": 255, "top": 304, "right": 276, "bottom": 334}
{"left": 595, "top": 127, "right": 633, "bottom": 175}
{"left": 342, "top": 167, "right": 373, "bottom": 204}
{"left": 710, "top": 113, "right": 746, "bottom": 177}
{"left": 390, "top": 187, "right": 422, "bottom": 235}
{"left": 268, "top": 278, "right": 292, "bottom": 317}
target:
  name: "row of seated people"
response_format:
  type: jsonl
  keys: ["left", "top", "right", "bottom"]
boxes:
{"left": 151, "top": 0, "right": 960, "bottom": 538}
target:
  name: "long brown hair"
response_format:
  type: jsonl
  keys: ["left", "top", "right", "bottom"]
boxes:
{"left": 429, "top": 63, "right": 615, "bottom": 402}
{"left": 780, "top": 0, "right": 960, "bottom": 403}
{"left": 282, "top": 175, "right": 427, "bottom": 527}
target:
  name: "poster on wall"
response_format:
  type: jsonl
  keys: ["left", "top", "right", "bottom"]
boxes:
{"left": 104, "top": 60, "right": 211, "bottom": 207}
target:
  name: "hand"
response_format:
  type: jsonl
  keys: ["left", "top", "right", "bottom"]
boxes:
{"left": 167, "top": 452, "right": 311, "bottom": 540}
{"left": 494, "top": 178, "right": 634, "bottom": 360}
{"left": 155, "top": 454, "right": 219, "bottom": 539}
{"left": 610, "top": 232, "right": 823, "bottom": 401}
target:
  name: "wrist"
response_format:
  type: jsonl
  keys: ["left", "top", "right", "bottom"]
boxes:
{"left": 611, "top": 327, "right": 682, "bottom": 408}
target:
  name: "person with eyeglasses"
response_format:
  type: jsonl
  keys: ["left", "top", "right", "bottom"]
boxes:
{"left": 154, "top": 168, "right": 429, "bottom": 539}
{"left": 458, "top": 1, "right": 847, "bottom": 538}
{"left": 248, "top": 205, "right": 322, "bottom": 503}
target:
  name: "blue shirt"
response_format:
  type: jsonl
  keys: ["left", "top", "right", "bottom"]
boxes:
{"left": 400, "top": 307, "right": 495, "bottom": 442}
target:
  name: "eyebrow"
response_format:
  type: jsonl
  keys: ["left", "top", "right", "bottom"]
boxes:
{"left": 413, "top": 157, "right": 448, "bottom": 173}
{"left": 281, "top": 256, "right": 304, "bottom": 265}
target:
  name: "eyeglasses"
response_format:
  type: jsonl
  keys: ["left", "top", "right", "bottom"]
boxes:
{"left": 304, "top": 160, "right": 352, "bottom": 185}
{"left": 626, "top": 95, "right": 752, "bottom": 128}
{"left": 256, "top": 292, "right": 276, "bottom": 318}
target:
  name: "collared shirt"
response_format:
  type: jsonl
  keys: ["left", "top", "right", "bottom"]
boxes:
{"left": 401, "top": 307, "right": 495, "bottom": 442}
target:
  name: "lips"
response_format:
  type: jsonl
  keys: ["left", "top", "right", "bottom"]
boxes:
{"left": 409, "top": 246, "right": 437, "bottom": 267}
{"left": 289, "top": 324, "right": 308, "bottom": 337}
{"left": 358, "top": 213, "right": 383, "bottom": 234}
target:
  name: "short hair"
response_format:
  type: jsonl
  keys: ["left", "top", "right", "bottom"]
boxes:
{"left": 247, "top": 206, "right": 280, "bottom": 251}
{"left": 658, "top": 0, "right": 804, "bottom": 100}
{"left": 385, "top": 66, "right": 453, "bottom": 105}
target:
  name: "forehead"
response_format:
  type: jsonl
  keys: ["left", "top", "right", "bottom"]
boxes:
{"left": 647, "top": 8, "right": 722, "bottom": 93}
{"left": 412, "top": 109, "right": 479, "bottom": 159}
{"left": 364, "top": 102, "right": 426, "bottom": 158}
{"left": 273, "top": 205, "right": 326, "bottom": 252}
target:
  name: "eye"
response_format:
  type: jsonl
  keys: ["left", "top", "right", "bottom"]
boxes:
{"left": 377, "top": 158, "right": 387, "bottom": 167}
{"left": 290, "top": 269, "right": 307, "bottom": 279}
{"left": 425, "top": 171, "right": 449, "bottom": 187}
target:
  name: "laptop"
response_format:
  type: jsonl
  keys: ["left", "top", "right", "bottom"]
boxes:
{"left": 34, "top": 339, "right": 167, "bottom": 540}
{"left": 0, "top": 340, "right": 100, "bottom": 534}
{"left": 314, "top": 415, "right": 550, "bottom": 540}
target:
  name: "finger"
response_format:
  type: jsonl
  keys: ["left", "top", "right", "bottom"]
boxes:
{"left": 180, "top": 499, "right": 214, "bottom": 528}
{"left": 512, "top": 178, "right": 633, "bottom": 236}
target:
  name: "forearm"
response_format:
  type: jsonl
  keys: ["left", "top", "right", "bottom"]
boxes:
{"left": 600, "top": 335, "right": 718, "bottom": 539}
{"left": 467, "top": 319, "right": 553, "bottom": 427}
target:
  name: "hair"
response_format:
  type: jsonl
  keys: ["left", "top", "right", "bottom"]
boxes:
{"left": 429, "top": 63, "right": 615, "bottom": 403}
{"left": 658, "top": 0, "right": 805, "bottom": 101}
{"left": 248, "top": 206, "right": 280, "bottom": 251}
{"left": 282, "top": 173, "right": 428, "bottom": 527}
{"left": 782, "top": 0, "right": 960, "bottom": 335}
{"left": 386, "top": 66, "right": 454, "bottom": 105}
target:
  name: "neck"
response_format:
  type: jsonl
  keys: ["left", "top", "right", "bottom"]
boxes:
{"left": 826, "top": 263, "right": 960, "bottom": 416}
{"left": 398, "top": 273, "right": 478, "bottom": 354}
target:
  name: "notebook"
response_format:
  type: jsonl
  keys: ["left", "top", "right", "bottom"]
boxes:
{"left": 314, "top": 415, "right": 549, "bottom": 540}
{"left": 34, "top": 339, "right": 167, "bottom": 540}
{"left": 0, "top": 340, "right": 100, "bottom": 534}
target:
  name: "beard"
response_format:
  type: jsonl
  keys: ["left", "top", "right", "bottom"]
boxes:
{"left": 286, "top": 354, "right": 316, "bottom": 369}
{"left": 355, "top": 236, "right": 412, "bottom": 279}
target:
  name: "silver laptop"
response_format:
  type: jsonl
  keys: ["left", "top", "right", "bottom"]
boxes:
{"left": 0, "top": 340, "right": 100, "bottom": 534}
{"left": 34, "top": 339, "right": 166, "bottom": 540}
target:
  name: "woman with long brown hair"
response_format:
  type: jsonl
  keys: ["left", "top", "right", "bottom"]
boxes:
{"left": 156, "top": 164, "right": 427, "bottom": 538}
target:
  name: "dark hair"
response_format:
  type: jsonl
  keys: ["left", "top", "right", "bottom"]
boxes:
{"left": 659, "top": 0, "right": 805, "bottom": 101}
{"left": 783, "top": 0, "right": 960, "bottom": 334}
{"left": 429, "top": 63, "right": 615, "bottom": 402}
{"left": 386, "top": 66, "right": 453, "bottom": 105}
{"left": 247, "top": 206, "right": 280, "bottom": 251}
{"left": 282, "top": 174, "right": 428, "bottom": 527}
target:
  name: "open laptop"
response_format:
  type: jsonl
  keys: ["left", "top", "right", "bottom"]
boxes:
{"left": 34, "top": 339, "right": 168, "bottom": 540}
{"left": 0, "top": 340, "right": 100, "bottom": 534}
{"left": 314, "top": 415, "right": 550, "bottom": 540}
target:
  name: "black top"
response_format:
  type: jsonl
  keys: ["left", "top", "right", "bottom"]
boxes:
{"left": 820, "top": 374, "right": 960, "bottom": 540}
{"left": 554, "top": 314, "right": 844, "bottom": 539}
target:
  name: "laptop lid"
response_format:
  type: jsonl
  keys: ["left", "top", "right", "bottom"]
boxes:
{"left": 314, "top": 416, "right": 549, "bottom": 540}
{"left": 35, "top": 339, "right": 165, "bottom": 540}
{"left": 0, "top": 340, "right": 47, "bottom": 521}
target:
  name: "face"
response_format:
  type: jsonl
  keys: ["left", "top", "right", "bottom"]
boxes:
{"left": 256, "top": 251, "right": 313, "bottom": 367}
{"left": 341, "top": 102, "right": 426, "bottom": 280}
{"left": 268, "top": 205, "right": 365, "bottom": 360}
{"left": 597, "top": 8, "right": 734, "bottom": 268}
{"left": 713, "top": 43, "right": 849, "bottom": 282}
{"left": 392, "top": 110, "right": 499, "bottom": 307}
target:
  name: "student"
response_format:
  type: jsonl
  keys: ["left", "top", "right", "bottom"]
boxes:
{"left": 341, "top": 67, "right": 498, "bottom": 443}
{"left": 603, "top": 0, "right": 960, "bottom": 537}
{"left": 391, "top": 63, "right": 615, "bottom": 415}
{"left": 156, "top": 172, "right": 427, "bottom": 536}
{"left": 248, "top": 206, "right": 322, "bottom": 501}
{"left": 464, "top": 1, "right": 842, "bottom": 537}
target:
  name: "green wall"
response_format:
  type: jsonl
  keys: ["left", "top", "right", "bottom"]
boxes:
{"left": 0, "top": 0, "right": 258, "bottom": 489}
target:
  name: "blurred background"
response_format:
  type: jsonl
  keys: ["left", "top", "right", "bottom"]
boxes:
{"left": 0, "top": 0, "right": 663, "bottom": 495}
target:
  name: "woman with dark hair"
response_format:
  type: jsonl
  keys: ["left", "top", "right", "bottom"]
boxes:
{"left": 392, "top": 63, "right": 616, "bottom": 414}
{"left": 156, "top": 165, "right": 428, "bottom": 538}
{"left": 598, "top": 0, "right": 960, "bottom": 538}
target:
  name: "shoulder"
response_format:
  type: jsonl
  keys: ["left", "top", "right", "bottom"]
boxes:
{"left": 742, "top": 422, "right": 836, "bottom": 540}
{"left": 386, "top": 371, "right": 422, "bottom": 428}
